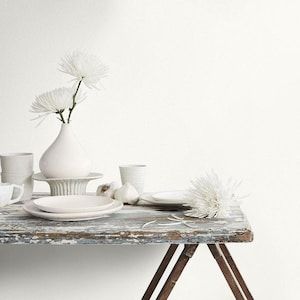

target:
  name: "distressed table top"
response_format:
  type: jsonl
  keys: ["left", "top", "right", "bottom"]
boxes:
{"left": 0, "top": 194, "right": 253, "bottom": 245}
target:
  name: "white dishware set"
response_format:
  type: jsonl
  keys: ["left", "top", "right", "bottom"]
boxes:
{"left": 96, "top": 165, "right": 187, "bottom": 206}
{"left": 24, "top": 195, "right": 123, "bottom": 221}
{"left": 0, "top": 153, "right": 189, "bottom": 221}
{"left": 98, "top": 165, "right": 190, "bottom": 208}
{"left": 117, "top": 165, "right": 189, "bottom": 207}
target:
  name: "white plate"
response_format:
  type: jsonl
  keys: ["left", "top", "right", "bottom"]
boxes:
{"left": 23, "top": 200, "right": 123, "bottom": 221}
{"left": 33, "top": 195, "right": 114, "bottom": 213}
{"left": 151, "top": 190, "right": 189, "bottom": 204}
{"left": 139, "top": 192, "right": 189, "bottom": 206}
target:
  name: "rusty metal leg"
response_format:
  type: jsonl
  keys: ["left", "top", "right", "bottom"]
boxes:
{"left": 142, "top": 244, "right": 179, "bottom": 300}
{"left": 156, "top": 244, "right": 199, "bottom": 300}
{"left": 219, "top": 244, "right": 254, "bottom": 300}
{"left": 208, "top": 244, "right": 246, "bottom": 300}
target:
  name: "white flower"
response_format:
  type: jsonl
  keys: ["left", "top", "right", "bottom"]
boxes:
{"left": 184, "top": 171, "right": 240, "bottom": 218}
{"left": 59, "top": 51, "right": 108, "bottom": 89}
{"left": 30, "top": 87, "right": 86, "bottom": 125}
{"left": 31, "top": 87, "right": 73, "bottom": 114}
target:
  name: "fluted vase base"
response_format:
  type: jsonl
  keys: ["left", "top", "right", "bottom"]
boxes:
{"left": 32, "top": 173, "right": 103, "bottom": 196}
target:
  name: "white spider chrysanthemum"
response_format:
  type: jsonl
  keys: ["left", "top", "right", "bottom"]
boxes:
{"left": 184, "top": 171, "right": 240, "bottom": 219}
{"left": 59, "top": 51, "right": 108, "bottom": 89}
{"left": 31, "top": 87, "right": 73, "bottom": 114}
{"left": 31, "top": 87, "right": 85, "bottom": 124}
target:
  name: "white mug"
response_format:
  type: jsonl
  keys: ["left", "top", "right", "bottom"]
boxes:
{"left": 119, "top": 164, "right": 146, "bottom": 194}
{"left": 0, "top": 183, "right": 24, "bottom": 207}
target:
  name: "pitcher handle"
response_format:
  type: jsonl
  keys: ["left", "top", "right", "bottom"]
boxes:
{"left": 9, "top": 184, "right": 24, "bottom": 204}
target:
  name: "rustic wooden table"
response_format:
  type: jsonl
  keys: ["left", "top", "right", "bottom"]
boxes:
{"left": 0, "top": 194, "right": 253, "bottom": 300}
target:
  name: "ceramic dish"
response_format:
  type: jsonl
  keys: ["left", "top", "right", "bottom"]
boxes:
{"left": 152, "top": 190, "right": 188, "bottom": 203}
{"left": 33, "top": 195, "right": 114, "bottom": 213}
{"left": 139, "top": 193, "right": 189, "bottom": 206}
{"left": 23, "top": 200, "right": 123, "bottom": 221}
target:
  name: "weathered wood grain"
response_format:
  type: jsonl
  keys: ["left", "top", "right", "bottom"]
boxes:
{"left": 0, "top": 194, "right": 253, "bottom": 245}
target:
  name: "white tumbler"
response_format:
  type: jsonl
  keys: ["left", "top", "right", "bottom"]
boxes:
{"left": 119, "top": 164, "right": 146, "bottom": 194}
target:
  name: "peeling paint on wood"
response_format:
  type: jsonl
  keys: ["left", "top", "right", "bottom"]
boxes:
{"left": 0, "top": 194, "right": 253, "bottom": 245}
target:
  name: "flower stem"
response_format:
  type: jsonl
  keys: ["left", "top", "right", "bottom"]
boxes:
{"left": 67, "top": 80, "right": 82, "bottom": 123}
{"left": 57, "top": 110, "right": 66, "bottom": 123}
{"left": 59, "top": 111, "right": 66, "bottom": 123}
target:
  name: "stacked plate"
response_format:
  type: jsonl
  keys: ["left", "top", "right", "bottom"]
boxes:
{"left": 23, "top": 195, "right": 123, "bottom": 221}
{"left": 139, "top": 190, "right": 190, "bottom": 207}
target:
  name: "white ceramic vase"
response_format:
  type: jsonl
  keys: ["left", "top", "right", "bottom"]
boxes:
{"left": 39, "top": 124, "right": 92, "bottom": 178}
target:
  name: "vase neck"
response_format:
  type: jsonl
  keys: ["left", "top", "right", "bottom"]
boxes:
{"left": 60, "top": 123, "right": 71, "bottom": 129}
{"left": 58, "top": 123, "right": 73, "bottom": 137}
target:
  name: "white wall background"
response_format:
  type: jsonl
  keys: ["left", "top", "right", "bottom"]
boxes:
{"left": 0, "top": 0, "right": 299, "bottom": 299}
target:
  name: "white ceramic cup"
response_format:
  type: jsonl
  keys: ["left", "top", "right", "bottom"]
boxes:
{"left": 119, "top": 164, "right": 146, "bottom": 194}
{"left": 0, "top": 183, "right": 24, "bottom": 207}
{"left": 1, "top": 172, "right": 33, "bottom": 202}
{"left": 0, "top": 153, "right": 33, "bottom": 174}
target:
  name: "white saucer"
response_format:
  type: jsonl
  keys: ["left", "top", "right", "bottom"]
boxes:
{"left": 33, "top": 195, "right": 114, "bottom": 213}
{"left": 152, "top": 190, "right": 188, "bottom": 203}
{"left": 139, "top": 192, "right": 189, "bottom": 206}
{"left": 23, "top": 200, "right": 123, "bottom": 221}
